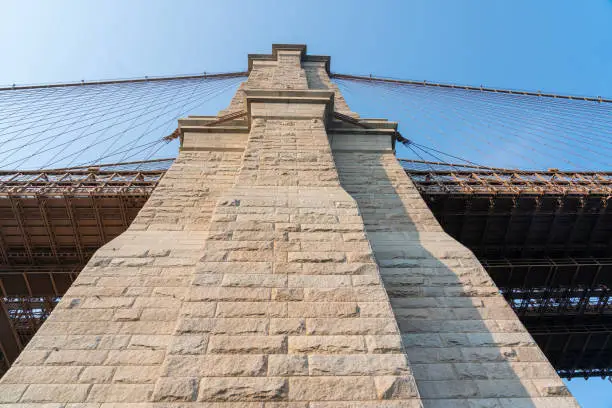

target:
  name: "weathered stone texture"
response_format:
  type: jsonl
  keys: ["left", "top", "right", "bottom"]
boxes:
{"left": 0, "top": 44, "right": 576, "bottom": 407}
{"left": 333, "top": 146, "right": 579, "bottom": 406}
{"left": 155, "top": 52, "right": 418, "bottom": 402}
{"left": 1, "top": 148, "right": 244, "bottom": 405}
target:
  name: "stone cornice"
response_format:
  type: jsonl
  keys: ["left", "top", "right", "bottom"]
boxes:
{"left": 248, "top": 44, "right": 331, "bottom": 73}
{"left": 245, "top": 89, "right": 335, "bottom": 127}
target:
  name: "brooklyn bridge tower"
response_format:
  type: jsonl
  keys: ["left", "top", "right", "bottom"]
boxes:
{"left": 0, "top": 45, "right": 578, "bottom": 407}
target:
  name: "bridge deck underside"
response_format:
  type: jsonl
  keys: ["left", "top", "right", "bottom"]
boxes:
{"left": 0, "top": 167, "right": 611, "bottom": 380}
{"left": 409, "top": 167, "right": 612, "bottom": 379}
{"left": 0, "top": 169, "right": 163, "bottom": 376}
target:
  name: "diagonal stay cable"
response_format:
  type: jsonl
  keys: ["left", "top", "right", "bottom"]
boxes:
{"left": 349, "top": 79, "right": 598, "bottom": 169}
{"left": 0, "top": 78, "right": 233, "bottom": 167}
{"left": 91, "top": 78, "right": 241, "bottom": 163}
{"left": 90, "top": 78, "right": 235, "bottom": 166}
{"left": 44, "top": 77, "right": 241, "bottom": 168}
{"left": 32, "top": 79, "right": 235, "bottom": 169}
{"left": 0, "top": 78, "right": 201, "bottom": 142}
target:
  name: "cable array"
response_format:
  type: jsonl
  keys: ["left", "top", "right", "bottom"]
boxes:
{"left": 0, "top": 71, "right": 609, "bottom": 172}
{"left": 0, "top": 74, "right": 245, "bottom": 170}
{"left": 335, "top": 76, "right": 612, "bottom": 171}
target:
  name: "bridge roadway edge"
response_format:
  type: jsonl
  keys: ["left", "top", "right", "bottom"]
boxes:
{"left": 0, "top": 44, "right": 579, "bottom": 407}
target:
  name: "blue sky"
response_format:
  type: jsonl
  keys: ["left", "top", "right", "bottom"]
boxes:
{"left": 1, "top": 1, "right": 611, "bottom": 97}
{"left": 1, "top": 1, "right": 611, "bottom": 406}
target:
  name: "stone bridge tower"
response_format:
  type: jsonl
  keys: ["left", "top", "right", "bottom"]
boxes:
{"left": 0, "top": 45, "right": 577, "bottom": 407}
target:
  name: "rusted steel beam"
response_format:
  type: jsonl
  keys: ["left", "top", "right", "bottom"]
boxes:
{"left": 90, "top": 196, "right": 106, "bottom": 246}
{"left": 47, "top": 273, "right": 60, "bottom": 297}
{"left": 37, "top": 198, "right": 59, "bottom": 263}
{"left": 402, "top": 160, "right": 612, "bottom": 196}
{"left": 8, "top": 197, "right": 33, "bottom": 264}
{"left": 0, "top": 170, "right": 165, "bottom": 197}
{"left": 501, "top": 197, "right": 520, "bottom": 250}
{"left": 520, "top": 197, "right": 543, "bottom": 255}
{"left": 63, "top": 196, "right": 84, "bottom": 264}
{"left": 458, "top": 197, "right": 476, "bottom": 245}
{"left": 117, "top": 197, "right": 129, "bottom": 229}
{"left": 0, "top": 299, "right": 22, "bottom": 368}
{"left": 21, "top": 273, "right": 33, "bottom": 297}
{"left": 587, "top": 199, "right": 610, "bottom": 251}
{"left": 0, "top": 231, "right": 9, "bottom": 265}
{"left": 565, "top": 197, "right": 587, "bottom": 253}
{"left": 479, "top": 197, "right": 497, "bottom": 247}
{"left": 544, "top": 198, "right": 566, "bottom": 249}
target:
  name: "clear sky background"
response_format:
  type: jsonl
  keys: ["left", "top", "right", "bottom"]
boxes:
{"left": 1, "top": 1, "right": 611, "bottom": 97}
{"left": 1, "top": 1, "right": 611, "bottom": 406}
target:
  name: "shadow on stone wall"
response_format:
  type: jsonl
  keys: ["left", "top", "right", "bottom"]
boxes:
{"left": 335, "top": 151, "right": 575, "bottom": 408}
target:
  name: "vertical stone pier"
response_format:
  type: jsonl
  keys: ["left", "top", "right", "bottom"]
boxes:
{"left": 0, "top": 45, "right": 577, "bottom": 407}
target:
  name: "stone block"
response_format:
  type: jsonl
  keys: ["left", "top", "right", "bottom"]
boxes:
{"left": 365, "top": 335, "right": 403, "bottom": 354}
{"left": 288, "top": 336, "right": 366, "bottom": 354}
{"left": 270, "top": 318, "right": 306, "bottom": 335}
{"left": 152, "top": 377, "right": 198, "bottom": 402}
{"left": 175, "top": 318, "right": 214, "bottom": 334}
{"left": 221, "top": 274, "right": 287, "bottom": 288}
{"left": 306, "top": 318, "right": 397, "bottom": 335}
{"left": 288, "top": 302, "right": 358, "bottom": 317}
{"left": 416, "top": 380, "right": 479, "bottom": 399}
{"left": 198, "top": 377, "right": 288, "bottom": 401}
{"left": 1, "top": 366, "right": 82, "bottom": 384}
{"left": 86, "top": 384, "right": 153, "bottom": 402}
{"left": 80, "top": 296, "right": 134, "bottom": 309}
{"left": 207, "top": 335, "right": 287, "bottom": 354}
{"left": 374, "top": 376, "right": 419, "bottom": 399}
{"left": 79, "top": 366, "right": 115, "bottom": 384}
{"left": 112, "top": 365, "right": 160, "bottom": 383}
{"left": 288, "top": 276, "right": 351, "bottom": 288}
{"left": 167, "top": 335, "right": 209, "bottom": 355}
{"left": 189, "top": 287, "right": 271, "bottom": 302}
{"left": 212, "top": 318, "right": 269, "bottom": 335}
{"left": 45, "top": 350, "right": 108, "bottom": 366}
{"left": 289, "top": 377, "right": 376, "bottom": 401}
{"left": 309, "top": 354, "right": 409, "bottom": 376}
{"left": 287, "top": 252, "right": 345, "bottom": 263}
{"left": 0, "top": 384, "right": 27, "bottom": 403}
{"left": 104, "top": 350, "right": 165, "bottom": 365}
{"left": 128, "top": 335, "right": 172, "bottom": 350}
{"left": 271, "top": 289, "right": 304, "bottom": 301}
{"left": 162, "top": 355, "right": 266, "bottom": 377}
{"left": 21, "top": 384, "right": 90, "bottom": 403}
{"left": 216, "top": 302, "right": 287, "bottom": 317}
{"left": 180, "top": 302, "right": 217, "bottom": 317}
{"left": 268, "top": 355, "right": 308, "bottom": 376}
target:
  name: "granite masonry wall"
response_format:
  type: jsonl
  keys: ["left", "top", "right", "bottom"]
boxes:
{"left": 332, "top": 134, "right": 578, "bottom": 408}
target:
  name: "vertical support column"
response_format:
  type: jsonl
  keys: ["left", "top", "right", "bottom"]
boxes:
{"left": 152, "top": 85, "right": 422, "bottom": 404}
